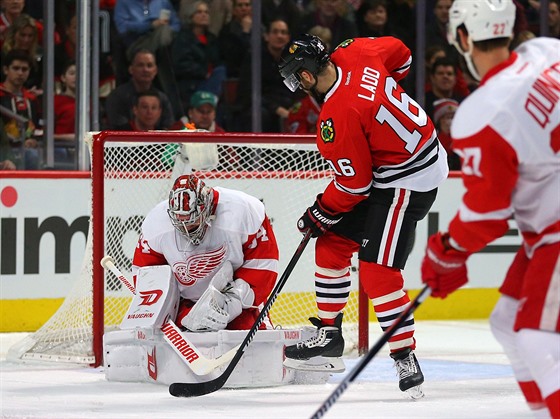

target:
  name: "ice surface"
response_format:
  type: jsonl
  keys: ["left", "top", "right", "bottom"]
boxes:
{"left": 1, "top": 321, "right": 533, "bottom": 418}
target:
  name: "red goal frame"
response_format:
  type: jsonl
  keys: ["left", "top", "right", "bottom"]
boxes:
{"left": 90, "top": 131, "right": 369, "bottom": 366}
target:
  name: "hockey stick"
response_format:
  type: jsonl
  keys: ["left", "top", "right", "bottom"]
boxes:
{"left": 310, "top": 285, "right": 432, "bottom": 419}
{"left": 100, "top": 256, "right": 237, "bottom": 376}
{"left": 169, "top": 230, "right": 313, "bottom": 398}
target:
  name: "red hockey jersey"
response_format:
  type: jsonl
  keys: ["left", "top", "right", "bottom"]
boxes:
{"left": 448, "top": 38, "right": 560, "bottom": 255}
{"left": 316, "top": 37, "right": 449, "bottom": 213}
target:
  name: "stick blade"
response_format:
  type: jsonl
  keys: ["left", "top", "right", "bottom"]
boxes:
{"left": 169, "top": 376, "right": 227, "bottom": 398}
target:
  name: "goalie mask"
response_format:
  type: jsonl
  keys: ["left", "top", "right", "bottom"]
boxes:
{"left": 167, "top": 175, "right": 215, "bottom": 245}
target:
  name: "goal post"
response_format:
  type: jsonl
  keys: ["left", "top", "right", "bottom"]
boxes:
{"left": 8, "top": 130, "right": 369, "bottom": 367}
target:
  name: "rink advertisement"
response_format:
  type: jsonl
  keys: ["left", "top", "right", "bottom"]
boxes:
{"left": 0, "top": 172, "right": 520, "bottom": 332}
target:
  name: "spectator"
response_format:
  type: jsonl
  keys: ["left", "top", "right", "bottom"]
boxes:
{"left": 424, "top": 45, "right": 471, "bottom": 98}
{"left": 299, "top": 0, "right": 358, "bottom": 49}
{"left": 0, "top": 49, "right": 40, "bottom": 169}
{"left": 432, "top": 98, "right": 460, "bottom": 170}
{"left": 355, "top": 0, "right": 411, "bottom": 47}
{"left": 510, "top": 29, "right": 536, "bottom": 50}
{"left": 54, "top": 14, "right": 115, "bottom": 98}
{"left": 549, "top": 0, "right": 560, "bottom": 38}
{"left": 262, "top": 0, "right": 303, "bottom": 35}
{"left": 0, "top": 0, "right": 40, "bottom": 50}
{"left": 425, "top": 0, "right": 453, "bottom": 52}
{"left": 122, "top": 89, "right": 163, "bottom": 131}
{"left": 104, "top": 48, "right": 175, "bottom": 130}
{"left": 235, "top": 18, "right": 305, "bottom": 132}
{"left": 179, "top": 0, "right": 232, "bottom": 37}
{"left": 308, "top": 24, "right": 332, "bottom": 49}
{"left": 218, "top": 0, "right": 252, "bottom": 78}
{"left": 0, "top": 117, "right": 17, "bottom": 170}
{"left": 171, "top": 0, "right": 226, "bottom": 114}
{"left": 113, "top": 0, "right": 181, "bottom": 62}
{"left": 424, "top": 56, "right": 466, "bottom": 121}
{"left": 1, "top": 13, "right": 42, "bottom": 94}
{"left": 53, "top": 60, "right": 76, "bottom": 165}
{"left": 386, "top": 0, "right": 415, "bottom": 40}
{"left": 185, "top": 90, "right": 224, "bottom": 132}
{"left": 285, "top": 94, "right": 321, "bottom": 133}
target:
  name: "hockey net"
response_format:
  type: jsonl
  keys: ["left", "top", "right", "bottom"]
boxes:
{"left": 8, "top": 131, "right": 368, "bottom": 366}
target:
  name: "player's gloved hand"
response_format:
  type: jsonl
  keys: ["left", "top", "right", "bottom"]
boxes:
{"left": 421, "top": 232, "right": 470, "bottom": 298}
{"left": 298, "top": 195, "right": 342, "bottom": 237}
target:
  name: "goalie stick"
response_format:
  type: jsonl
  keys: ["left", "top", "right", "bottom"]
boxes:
{"left": 100, "top": 256, "right": 237, "bottom": 376}
{"left": 168, "top": 230, "right": 313, "bottom": 398}
{"left": 309, "top": 285, "right": 431, "bottom": 419}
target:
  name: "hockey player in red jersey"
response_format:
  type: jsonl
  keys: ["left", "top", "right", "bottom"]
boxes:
{"left": 421, "top": 0, "right": 560, "bottom": 417}
{"left": 278, "top": 34, "right": 449, "bottom": 398}
{"left": 132, "top": 174, "right": 279, "bottom": 331}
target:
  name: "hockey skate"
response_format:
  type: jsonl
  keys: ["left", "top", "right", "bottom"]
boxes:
{"left": 283, "top": 313, "right": 345, "bottom": 373}
{"left": 390, "top": 348, "right": 424, "bottom": 399}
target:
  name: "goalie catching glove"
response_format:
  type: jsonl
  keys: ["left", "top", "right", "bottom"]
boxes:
{"left": 421, "top": 232, "right": 470, "bottom": 298}
{"left": 181, "top": 261, "right": 255, "bottom": 332}
{"left": 298, "top": 194, "right": 342, "bottom": 237}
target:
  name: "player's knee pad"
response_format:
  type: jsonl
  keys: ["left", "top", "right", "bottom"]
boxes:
{"left": 358, "top": 260, "right": 403, "bottom": 299}
{"left": 489, "top": 295, "right": 518, "bottom": 352}
{"left": 489, "top": 295, "right": 535, "bottom": 381}
{"left": 515, "top": 328, "right": 560, "bottom": 399}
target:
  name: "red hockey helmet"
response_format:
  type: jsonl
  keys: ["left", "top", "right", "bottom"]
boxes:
{"left": 167, "top": 175, "right": 215, "bottom": 245}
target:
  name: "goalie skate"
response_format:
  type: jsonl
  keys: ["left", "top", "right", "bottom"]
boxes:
{"left": 283, "top": 313, "right": 345, "bottom": 373}
{"left": 390, "top": 348, "right": 424, "bottom": 399}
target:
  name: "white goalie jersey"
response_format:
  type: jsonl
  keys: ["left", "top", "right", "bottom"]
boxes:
{"left": 132, "top": 187, "right": 279, "bottom": 305}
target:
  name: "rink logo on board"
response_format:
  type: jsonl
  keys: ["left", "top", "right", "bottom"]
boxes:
{"left": 1, "top": 214, "right": 143, "bottom": 279}
{"left": 1, "top": 215, "right": 89, "bottom": 275}
{"left": 320, "top": 118, "right": 335, "bottom": 143}
{"left": 138, "top": 289, "right": 163, "bottom": 306}
{"left": 147, "top": 347, "right": 157, "bottom": 380}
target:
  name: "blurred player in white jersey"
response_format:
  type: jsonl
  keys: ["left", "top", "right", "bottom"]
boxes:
{"left": 278, "top": 34, "right": 449, "bottom": 398}
{"left": 421, "top": 1, "right": 560, "bottom": 417}
{"left": 132, "top": 174, "right": 279, "bottom": 332}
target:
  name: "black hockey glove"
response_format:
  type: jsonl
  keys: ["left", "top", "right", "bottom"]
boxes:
{"left": 298, "top": 195, "right": 342, "bottom": 237}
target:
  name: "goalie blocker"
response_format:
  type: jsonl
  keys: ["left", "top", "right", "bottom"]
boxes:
{"left": 103, "top": 264, "right": 329, "bottom": 387}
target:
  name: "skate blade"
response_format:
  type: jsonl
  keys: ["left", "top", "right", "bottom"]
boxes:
{"left": 404, "top": 384, "right": 424, "bottom": 400}
{"left": 283, "top": 356, "right": 345, "bottom": 373}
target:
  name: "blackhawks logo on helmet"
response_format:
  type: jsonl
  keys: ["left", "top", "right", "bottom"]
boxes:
{"left": 320, "top": 118, "right": 335, "bottom": 143}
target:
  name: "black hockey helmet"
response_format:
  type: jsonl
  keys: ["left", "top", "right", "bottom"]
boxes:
{"left": 279, "top": 34, "right": 330, "bottom": 92}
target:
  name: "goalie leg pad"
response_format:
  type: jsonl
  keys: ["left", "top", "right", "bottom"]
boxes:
{"left": 103, "top": 328, "right": 329, "bottom": 387}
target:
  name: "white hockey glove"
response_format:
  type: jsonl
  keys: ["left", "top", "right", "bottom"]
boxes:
{"left": 214, "top": 278, "right": 255, "bottom": 321}
{"left": 181, "top": 261, "right": 255, "bottom": 332}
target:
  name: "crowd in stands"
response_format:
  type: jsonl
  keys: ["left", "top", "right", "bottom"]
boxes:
{"left": 1, "top": 0, "right": 558, "bottom": 170}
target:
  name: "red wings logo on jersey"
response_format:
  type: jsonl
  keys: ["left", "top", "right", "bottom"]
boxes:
{"left": 173, "top": 244, "right": 227, "bottom": 286}
{"left": 320, "top": 118, "right": 335, "bottom": 143}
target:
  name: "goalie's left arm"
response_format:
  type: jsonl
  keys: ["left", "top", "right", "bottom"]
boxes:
{"left": 182, "top": 215, "right": 279, "bottom": 332}
{"left": 235, "top": 215, "right": 279, "bottom": 306}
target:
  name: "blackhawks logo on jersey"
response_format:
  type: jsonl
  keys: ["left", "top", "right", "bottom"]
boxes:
{"left": 334, "top": 38, "right": 354, "bottom": 51}
{"left": 320, "top": 118, "right": 335, "bottom": 143}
